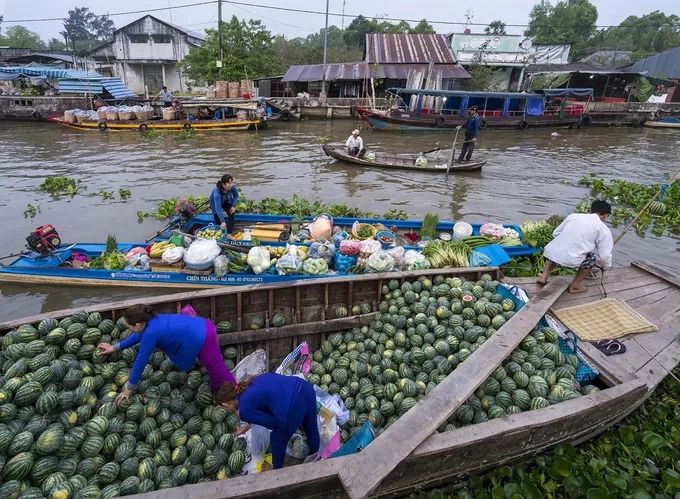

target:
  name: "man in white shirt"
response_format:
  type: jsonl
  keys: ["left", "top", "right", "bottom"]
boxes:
{"left": 345, "top": 129, "right": 365, "bottom": 158}
{"left": 537, "top": 200, "right": 613, "bottom": 293}
{"left": 158, "top": 86, "right": 173, "bottom": 107}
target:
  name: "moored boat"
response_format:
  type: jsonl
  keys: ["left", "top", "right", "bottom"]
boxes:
{"left": 322, "top": 144, "right": 486, "bottom": 172}
{"left": 357, "top": 88, "right": 593, "bottom": 132}
{"left": 643, "top": 117, "right": 680, "bottom": 128}
{"left": 0, "top": 261, "right": 676, "bottom": 498}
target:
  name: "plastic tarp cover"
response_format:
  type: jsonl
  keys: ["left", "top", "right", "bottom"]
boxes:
{"left": 636, "top": 77, "right": 656, "bottom": 103}
{"left": 502, "top": 98, "right": 511, "bottom": 117}
{"left": 542, "top": 88, "right": 594, "bottom": 98}
{"left": 525, "top": 98, "right": 544, "bottom": 116}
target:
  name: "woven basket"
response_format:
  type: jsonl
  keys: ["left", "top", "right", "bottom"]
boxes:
{"left": 106, "top": 111, "right": 119, "bottom": 121}
{"left": 352, "top": 222, "right": 377, "bottom": 240}
{"left": 162, "top": 110, "right": 176, "bottom": 120}
{"left": 119, "top": 111, "right": 135, "bottom": 120}
{"left": 75, "top": 115, "right": 87, "bottom": 124}
{"left": 64, "top": 114, "right": 77, "bottom": 123}
{"left": 97, "top": 110, "right": 107, "bottom": 120}
{"left": 135, "top": 111, "right": 151, "bottom": 121}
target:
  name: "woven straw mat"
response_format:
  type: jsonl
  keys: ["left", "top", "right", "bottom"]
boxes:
{"left": 551, "top": 297, "right": 658, "bottom": 341}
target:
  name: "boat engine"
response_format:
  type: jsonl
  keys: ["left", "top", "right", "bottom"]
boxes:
{"left": 26, "top": 224, "right": 61, "bottom": 254}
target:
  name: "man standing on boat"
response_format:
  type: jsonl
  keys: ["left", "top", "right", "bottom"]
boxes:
{"left": 456, "top": 106, "right": 480, "bottom": 162}
{"left": 537, "top": 200, "right": 613, "bottom": 294}
{"left": 158, "top": 86, "right": 173, "bottom": 108}
{"left": 346, "top": 129, "right": 366, "bottom": 159}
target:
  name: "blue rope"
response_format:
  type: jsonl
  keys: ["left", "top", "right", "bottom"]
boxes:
{"left": 657, "top": 183, "right": 668, "bottom": 202}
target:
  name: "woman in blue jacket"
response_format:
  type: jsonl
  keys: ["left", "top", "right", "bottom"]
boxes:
{"left": 98, "top": 304, "right": 236, "bottom": 404}
{"left": 209, "top": 174, "right": 239, "bottom": 240}
{"left": 215, "top": 373, "right": 320, "bottom": 469}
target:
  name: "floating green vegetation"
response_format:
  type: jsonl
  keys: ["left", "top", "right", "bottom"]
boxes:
{"left": 577, "top": 174, "right": 679, "bottom": 238}
{"left": 23, "top": 204, "right": 40, "bottom": 219}
{"left": 37, "top": 177, "right": 85, "bottom": 198}
{"left": 418, "top": 366, "right": 680, "bottom": 499}
{"left": 142, "top": 129, "right": 161, "bottom": 139}
{"left": 312, "top": 136, "right": 330, "bottom": 143}
{"left": 118, "top": 188, "right": 132, "bottom": 200}
{"left": 173, "top": 127, "right": 196, "bottom": 140}
{"left": 96, "top": 189, "right": 114, "bottom": 200}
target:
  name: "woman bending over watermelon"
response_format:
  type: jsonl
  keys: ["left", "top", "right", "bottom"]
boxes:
{"left": 215, "top": 374, "right": 320, "bottom": 470}
{"left": 98, "top": 304, "right": 236, "bottom": 405}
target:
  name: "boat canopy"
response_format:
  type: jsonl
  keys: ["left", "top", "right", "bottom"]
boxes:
{"left": 387, "top": 88, "right": 544, "bottom": 100}
{"left": 541, "top": 88, "right": 594, "bottom": 98}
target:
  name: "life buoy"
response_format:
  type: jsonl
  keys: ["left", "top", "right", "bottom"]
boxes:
{"left": 349, "top": 104, "right": 357, "bottom": 118}
{"left": 280, "top": 108, "right": 292, "bottom": 121}
{"left": 31, "top": 110, "right": 42, "bottom": 122}
{"left": 582, "top": 113, "right": 592, "bottom": 126}
{"left": 139, "top": 123, "right": 148, "bottom": 131}
{"left": 435, "top": 116, "right": 445, "bottom": 127}
{"left": 183, "top": 123, "right": 192, "bottom": 129}
{"left": 479, "top": 118, "right": 488, "bottom": 130}
{"left": 519, "top": 121, "right": 528, "bottom": 131}
{"left": 98, "top": 122, "right": 108, "bottom": 131}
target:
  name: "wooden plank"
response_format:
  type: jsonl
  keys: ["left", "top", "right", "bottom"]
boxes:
{"left": 216, "top": 314, "right": 377, "bottom": 346}
{"left": 634, "top": 338, "right": 680, "bottom": 390}
{"left": 633, "top": 288, "right": 680, "bottom": 325}
{"left": 337, "top": 276, "right": 571, "bottom": 499}
{"left": 632, "top": 260, "right": 680, "bottom": 288}
{"left": 552, "top": 277, "right": 667, "bottom": 308}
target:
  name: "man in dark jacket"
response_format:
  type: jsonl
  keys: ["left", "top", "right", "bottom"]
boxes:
{"left": 457, "top": 106, "right": 480, "bottom": 162}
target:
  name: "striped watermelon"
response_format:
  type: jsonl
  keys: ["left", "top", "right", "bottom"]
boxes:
{"left": 228, "top": 450, "right": 245, "bottom": 474}
{"left": 2, "top": 451, "right": 34, "bottom": 480}
{"left": 35, "top": 427, "right": 65, "bottom": 455}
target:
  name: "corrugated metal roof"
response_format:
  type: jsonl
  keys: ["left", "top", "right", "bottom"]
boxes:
{"left": 0, "top": 66, "right": 101, "bottom": 79}
{"left": 58, "top": 78, "right": 104, "bottom": 94}
{"left": 282, "top": 63, "right": 469, "bottom": 82}
{"left": 365, "top": 34, "right": 455, "bottom": 64}
{"left": 527, "top": 63, "right": 639, "bottom": 75}
{"left": 623, "top": 46, "right": 680, "bottom": 80}
{"left": 101, "top": 78, "right": 137, "bottom": 98}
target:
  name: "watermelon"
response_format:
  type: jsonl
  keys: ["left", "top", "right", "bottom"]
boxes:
{"left": 649, "top": 200, "right": 666, "bottom": 216}
{"left": 2, "top": 451, "right": 34, "bottom": 480}
{"left": 216, "top": 321, "right": 232, "bottom": 334}
{"left": 228, "top": 450, "right": 245, "bottom": 474}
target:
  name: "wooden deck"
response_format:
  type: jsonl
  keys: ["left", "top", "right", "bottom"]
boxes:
{"left": 506, "top": 260, "right": 680, "bottom": 392}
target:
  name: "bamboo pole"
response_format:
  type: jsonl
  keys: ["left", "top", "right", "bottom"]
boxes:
{"left": 613, "top": 168, "right": 679, "bottom": 246}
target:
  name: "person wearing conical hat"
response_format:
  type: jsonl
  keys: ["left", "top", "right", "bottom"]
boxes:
{"left": 345, "top": 128, "right": 366, "bottom": 158}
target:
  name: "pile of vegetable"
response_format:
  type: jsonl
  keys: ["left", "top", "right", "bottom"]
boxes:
{"left": 421, "top": 240, "right": 471, "bottom": 268}
{"left": 519, "top": 215, "right": 564, "bottom": 248}
{"left": 87, "top": 236, "right": 128, "bottom": 271}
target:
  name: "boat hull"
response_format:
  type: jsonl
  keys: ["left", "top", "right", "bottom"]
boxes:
{"left": 356, "top": 106, "right": 582, "bottom": 132}
{"left": 322, "top": 144, "right": 485, "bottom": 172}
{"left": 46, "top": 116, "right": 265, "bottom": 131}
{"left": 643, "top": 118, "right": 680, "bottom": 128}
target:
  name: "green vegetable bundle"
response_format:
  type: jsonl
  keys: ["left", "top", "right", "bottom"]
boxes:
{"left": 421, "top": 240, "right": 470, "bottom": 268}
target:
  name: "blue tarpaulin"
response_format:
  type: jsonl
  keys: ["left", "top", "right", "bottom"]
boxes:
{"left": 541, "top": 88, "right": 594, "bottom": 98}
{"left": 526, "top": 98, "right": 545, "bottom": 116}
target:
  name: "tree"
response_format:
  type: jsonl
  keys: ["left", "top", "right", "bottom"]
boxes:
{"left": 48, "top": 38, "right": 68, "bottom": 50}
{"left": 1, "top": 25, "right": 46, "bottom": 49}
{"left": 410, "top": 20, "right": 436, "bottom": 34}
{"left": 61, "top": 7, "right": 115, "bottom": 54}
{"left": 344, "top": 15, "right": 373, "bottom": 50}
{"left": 525, "top": 0, "right": 598, "bottom": 60}
{"left": 178, "top": 16, "right": 283, "bottom": 84}
{"left": 485, "top": 20, "right": 507, "bottom": 35}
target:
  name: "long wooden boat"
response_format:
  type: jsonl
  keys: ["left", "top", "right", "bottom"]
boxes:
{"left": 322, "top": 144, "right": 486, "bottom": 172}
{"left": 357, "top": 88, "right": 593, "bottom": 132}
{"left": 0, "top": 262, "right": 676, "bottom": 498}
{"left": 0, "top": 213, "right": 537, "bottom": 288}
{"left": 643, "top": 117, "right": 680, "bottom": 129}
{"left": 45, "top": 115, "right": 265, "bottom": 132}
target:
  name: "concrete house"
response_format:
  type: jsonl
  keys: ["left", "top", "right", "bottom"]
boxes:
{"left": 89, "top": 15, "right": 204, "bottom": 95}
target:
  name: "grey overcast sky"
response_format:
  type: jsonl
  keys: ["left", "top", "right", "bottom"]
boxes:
{"left": 1, "top": 0, "right": 678, "bottom": 41}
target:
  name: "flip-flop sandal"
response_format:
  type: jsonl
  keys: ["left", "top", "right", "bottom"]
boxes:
{"left": 592, "top": 339, "right": 626, "bottom": 356}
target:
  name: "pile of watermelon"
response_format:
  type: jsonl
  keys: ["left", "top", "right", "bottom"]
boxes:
{"left": 305, "top": 274, "right": 600, "bottom": 442}
{"left": 0, "top": 311, "right": 247, "bottom": 499}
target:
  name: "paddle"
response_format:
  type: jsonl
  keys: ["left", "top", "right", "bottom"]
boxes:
{"left": 447, "top": 128, "right": 461, "bottom": 174}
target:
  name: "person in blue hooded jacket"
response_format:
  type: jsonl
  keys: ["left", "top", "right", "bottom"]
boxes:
{"left": 215, "top": 373, "right": 320, "bottom": 470}
{"left": 209, "top": 174, "right": 239, "bottom": 240}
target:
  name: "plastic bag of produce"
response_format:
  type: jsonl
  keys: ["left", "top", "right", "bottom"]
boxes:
{"left": 287, "top": 431, "right": 310, "bottom": 459}
{"left": 276, "top": 254, "right": 303, "bottom": 275}
{"left": 360, "top": 239, "right": 382, "bottom": 255}
{"left": 247, "top": 246, "right": 271, "bottom": 274}
{"left": 243, "top": 424, "right": 272, "bottom": 474}
{"left": 124, "top": 252, "right": 150, "bottom": 271}
{"left": 161, "top": 246, "right": 185, "bottom": 264}
{"left": 339, "top": 239, "right": 361, "bottom": 256}
{"left": 302, "top": 257, "right": 328, "bottom": 275}
{"left": 366, "top": 252, "right": 395, "bottom": 273}
{"left": 309, "top": 214, "right": 333, "bottom": 241}
{"left": 234, "top": 349, "right": 267, "bottom": 383}
{"left": 404, "top": 249, "right": 429, "bottom": 270}
{"left": 313, "top": 385, "right": 350, "bottom": 426}
{"left": 213, "top": 255, "right": 228, "bottom": 278}
{"left": 308, "top": 239, "right": 335, "bottom": 262}
{"left": 185, "top": 238, "right": 221, "bottom": 265}
{"left": 333, "top": 253, "right": 357, "bottom": 272}
{"left": 383, "top": 246, "right": 405, "bottom": 268}
{"left": 276, "top": 342, "right": 311, "bottom": 376}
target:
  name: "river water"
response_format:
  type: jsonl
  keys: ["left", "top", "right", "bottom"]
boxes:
{"left": 0, "top": 120, "right": 678, "bottom": 323}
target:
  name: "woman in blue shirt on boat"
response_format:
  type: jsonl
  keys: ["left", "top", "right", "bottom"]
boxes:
{"left": 209, "top": 174, "right": 239, "bottom": 240}
{"left": 97, "top": 304, "right": 236, "bottom": 404}
{"left": 215, "top": 373, "right": 320, "bottom": 470}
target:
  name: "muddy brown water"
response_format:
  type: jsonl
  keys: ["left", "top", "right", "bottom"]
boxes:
{"left": 0, "top": 120, "right": 678, "bottom": 323}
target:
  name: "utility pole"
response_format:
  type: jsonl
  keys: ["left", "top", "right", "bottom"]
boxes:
{"left": 217, "top": 0, "right": 224, "bottom": 63}
{"left": 342, "top": 0, "right": 346, "bottom": 30}
{"left": 320, "top": 0, "right": 329, "bottom": 99}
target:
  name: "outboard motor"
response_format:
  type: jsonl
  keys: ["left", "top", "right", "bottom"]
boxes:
{"left": 26, "top": 224, "right": 61, "bottom": 254}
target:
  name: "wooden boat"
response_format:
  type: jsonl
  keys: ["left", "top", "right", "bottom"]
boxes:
{"left": 0, "top": 214, "right": 536, "bottom": 288}
{"left": 45, "top": 115, "right": 265, "bottom": 132}
{"left": 322, "top": 144, "right": 486, "bottom": 172}
{"left": 643, "top": 117, "right": 680, "bottom": 129}
{"left": 0, "top": 261, "right": 676, "bottom": 498}
{"left": 357, "top": 88, "right": 593, "bottom": 132}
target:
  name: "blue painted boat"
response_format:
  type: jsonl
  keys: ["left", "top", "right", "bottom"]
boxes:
{"left": 0, "top": 214, "right": 538, "bottom": 288}
{"left": 643, "top": 117, "right": 680, "bottom": 129}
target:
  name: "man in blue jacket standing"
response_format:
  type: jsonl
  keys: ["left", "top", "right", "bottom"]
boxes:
{"left": 457, "top": 106, "right": 480, "bottom": 162}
